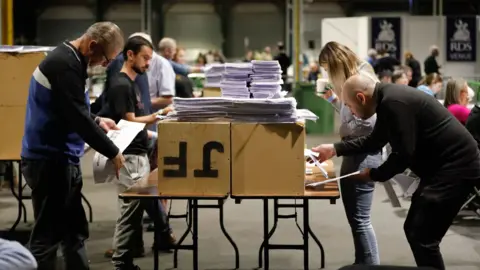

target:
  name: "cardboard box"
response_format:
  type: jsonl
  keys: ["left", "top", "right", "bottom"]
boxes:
{"left": 0, "top": 107, "right": 26, "bottom": 160}
{"left": 0, "top": 50, "right": 47, "bottom": 160}
{"left": 0, "top": 52, "right": 46, "bottom": 107}
{"left": 157, "top": 121, "right": 231, "bottom": 196}
{"left": 203, "top": 87, "right": 221, "bottom": 97}
{"left": 230, "top": 123, "right": 306, "bottom": 196}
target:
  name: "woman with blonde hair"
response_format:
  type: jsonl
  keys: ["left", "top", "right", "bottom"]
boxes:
{"left": 444, "top": 78, "right": 471, "bottom": 125}
{"left": 317, "top": 41, "right": 381, "bottom": 265}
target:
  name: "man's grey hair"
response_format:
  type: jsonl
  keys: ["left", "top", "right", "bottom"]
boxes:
{"left": 158, "top": 37, "right": 177, "bottom": 51}
{"left": 430, "top": 45, "right": 439, "bottom": 53}
{"left": 85, "top": 22, "right": 124, "bottom": 54}
{"left": 129, "top": 32, "right": 153, "bottom": 45}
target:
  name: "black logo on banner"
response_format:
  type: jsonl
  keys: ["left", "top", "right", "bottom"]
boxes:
{"left": 371, "top": 17, "right": 401, "bottom": 60}
{"left": 446, "top": 17, "right": 477, "bottom": 62}
{"left": 163, "top": 141, "right": 224, "bottom": 178}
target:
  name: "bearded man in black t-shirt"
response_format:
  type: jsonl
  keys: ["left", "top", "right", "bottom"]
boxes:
{"left": 104, "top": 36, "right": 175, "bottom": 270}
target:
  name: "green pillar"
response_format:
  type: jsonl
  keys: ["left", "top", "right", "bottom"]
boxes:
{"left": 214, "top": 0, "right": 233, "bottom": 58}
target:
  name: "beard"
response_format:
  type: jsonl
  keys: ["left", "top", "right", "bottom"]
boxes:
{"left": 132, "top": 65, "right": 145, "bottom": 75}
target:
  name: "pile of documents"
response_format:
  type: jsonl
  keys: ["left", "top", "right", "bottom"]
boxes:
{"left": 220, "top": 63, "right": 252, "bottom": 99}
{"left": 249, "top": 60, "right": 283, "bottom": 99}
{"left": 204, "top": 64, "right": 225, "bottom": 88}
{"left": 169, "top": 97, "right": 318, "bottom": 123}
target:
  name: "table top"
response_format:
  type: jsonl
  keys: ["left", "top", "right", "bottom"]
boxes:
{"left": 119, "top": 161, "right": 340, "bottom": 200}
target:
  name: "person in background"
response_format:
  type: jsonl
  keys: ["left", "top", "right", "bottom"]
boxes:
{"left": 307, "top": 62, "right": 320, "bottom": 83}
{"left": 317, "top": 41, "right": 381, "bottom": 265}
{"left": 244, "top": 50, "right": 254, "bottom": 62}
{"left": 173, "top": 47, "right": 187, "bottom": 65}
{"left": 404, "top": 51, "right": 421, "bottom": 87}
{"left": 401, "top": 65, "right": 413, "bottom": 85}
{"left": 173, "top": 48, "right": 195, "bottom": 98}
{"left": 392, "top": 70, "right": 409, "bottom": 85}
{"left": 262, "top": 46, "right": 273, "bottom": 60}
{"left": 21, "top": 22, "right": 125, "bottom": 270}
{"left": 312, "top": 73, "right": 480, "bottom": 270}
{"left": 417, "top": 73, "right": 443, "bottom": 97}
{"left": 104, "top": 36, "right": 174, "bottom": 270}
{"left": 196, "top": 53, "right": 207, "bottom": 66}
{"left": 374, "top": 49, "right": 400, "bottom": 74}
{"left": 0, "top": 238, "right": 37, "bottom": 269}
{"left": 274, "top": 42, "right": 291, "bottom": 84}
{"left": 443, "top": 78, "right": 471, "bottom": 125}
{"left": 424, "top": 45, "right": 441, "bottom": 75}
{"left": 366, "top": 48, "right": 377, "bottom": 67}
{"left": 378, "top": 70, "right": 393, "bottom": 83}
{"left": 213, "top": 50, "right": 226, "bottom": 63}
{"left": 157, "top": 38, "right": 203, "bottom": 77}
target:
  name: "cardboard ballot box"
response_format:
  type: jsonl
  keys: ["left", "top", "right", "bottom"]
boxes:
{"left": 202, "top": 87, "right": 221, "bottom": 97}
{"left": 156, "top": 121, "right": 307, "bottom": 196}
{"left": 0, "top": 48, "right": 49, "bottom": 160}
{"left": 157, "top": 121, "right": 231, "bottom": 196}
{"left": 230, "top": 123, "right": 306, "bottom": 196}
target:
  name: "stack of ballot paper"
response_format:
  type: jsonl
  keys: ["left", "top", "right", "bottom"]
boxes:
{"left": 204, "top": 64, "right": 225, "bottom": 88}
{"left": 250, "top": 60, "right": 283, "bottom": 99}
{"left": 220, "top": 63, "right": 252, "bottom": 99}
{"left": 170, "top": 97, "right": 310, "bottom": 122}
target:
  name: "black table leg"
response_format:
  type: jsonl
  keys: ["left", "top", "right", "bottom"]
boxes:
{"left": 9, "top": 162, "right": 23, "bottom": 232}
{"left": 192, "top": 199, "right": 199, "bottom": 270}
{"left": 81, "top": 193, "right": 93, "bottom": 223}
{"left": 152, "top": 198, "right": 160, "bottom": 270}
{"left": 303, "top": 199, "right": 309, "bottom": 270}
{"left": 218, "top": 199, "right": 240, "bottom": 269}
{"left": 174, "top": 199, "right": 194, "bottom": 268}
{"left": 308, "top": 225, "right": 325, "bottom": 268}
{"left": 263, "top": 198, "right": 270, "bottom": 270}
{"left": 258, "top": 199, "right": 279, "bottom": 268}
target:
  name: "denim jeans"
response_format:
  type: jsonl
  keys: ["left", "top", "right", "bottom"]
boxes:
{"left": 340, "top": 153, "right": 382, "bottom": 265}
{"left": 21, "top": 158, "right": 89, "bottom": 270}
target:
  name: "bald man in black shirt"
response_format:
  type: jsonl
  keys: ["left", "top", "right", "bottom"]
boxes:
{"left": 312, "top": 74, "right": 480, "bottom": 270}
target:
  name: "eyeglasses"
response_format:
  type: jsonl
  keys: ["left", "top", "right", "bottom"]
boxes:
{"left": 102, "top": 50, "right": 111, "bottom": 66}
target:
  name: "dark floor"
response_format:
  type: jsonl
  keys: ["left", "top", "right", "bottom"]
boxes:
{"left": 1, "top": 135, "right": 480, "bottom": 270}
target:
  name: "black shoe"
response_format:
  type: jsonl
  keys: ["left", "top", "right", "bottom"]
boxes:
{"left": 152, "top": 231, "right": 177, "bottom": 252}
{"left": 105, "top": 248, "right": 145, "bottom": 258}
{"left": 114, "top": 265, "right": 141, "bottom": 270}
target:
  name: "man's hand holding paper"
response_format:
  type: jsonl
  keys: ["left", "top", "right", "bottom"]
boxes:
{"left": 311, "top": 144, "right": 336, "bottom": 162}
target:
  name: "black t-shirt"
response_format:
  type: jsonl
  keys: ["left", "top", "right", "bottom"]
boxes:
{"left": 175, "top": 74, "right": 194, "bottom": 98}
{"left": 105, "top": 72, "right": 148, "bottom": 155}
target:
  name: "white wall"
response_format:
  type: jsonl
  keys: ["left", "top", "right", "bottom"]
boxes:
{"left": 321, "top": 17, "right": 370, "bottom": 59}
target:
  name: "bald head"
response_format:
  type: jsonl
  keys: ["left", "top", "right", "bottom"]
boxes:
{"left": 342, "top": 72, "right": 376, "bottom": 100}
{"left": 341, "top": 72, "right": 378, "bottom": 119}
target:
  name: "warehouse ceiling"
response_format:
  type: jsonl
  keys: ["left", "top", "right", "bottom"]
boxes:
{"left": 35, "top": 0, "right": 480, "bottom": 15}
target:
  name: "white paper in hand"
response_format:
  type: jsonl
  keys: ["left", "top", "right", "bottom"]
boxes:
{"left": 304, "top": 149, "right": 329, "bottom": 178}
{"left": 93, "top": 120, "right": 146, "bottom": 184}
{"left": 307, "top": 171, "right": 361, "bottom": 187}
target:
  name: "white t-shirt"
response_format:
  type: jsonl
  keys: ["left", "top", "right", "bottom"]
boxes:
{"left": 147, "top": 52, "right": 176, "bottom": 98}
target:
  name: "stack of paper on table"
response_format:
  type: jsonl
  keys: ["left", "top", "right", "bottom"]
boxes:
{"left": 220, "top": 63, "right": 252, "bottom": 99}
{"left": 250, "top": 60, "right": 283, "bottom": 99}
{"left": 204, "top": 63, "right": 224, "bottom": 88}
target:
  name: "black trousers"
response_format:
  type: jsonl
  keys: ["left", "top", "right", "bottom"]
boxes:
{"left": 403, "top": 177, "right": 475, "bottom": 270}
{"left": 21, "top": 158, "right": 89, "bottom": 270}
